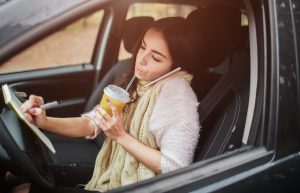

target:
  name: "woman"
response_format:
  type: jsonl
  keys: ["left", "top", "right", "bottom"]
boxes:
{"left": 19, "top": 17, "right": 201, "bottom": 193}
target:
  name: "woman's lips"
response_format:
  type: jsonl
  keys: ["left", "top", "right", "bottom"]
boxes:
{"left": 135, "top": 66, "right": 145, "bottom": 74}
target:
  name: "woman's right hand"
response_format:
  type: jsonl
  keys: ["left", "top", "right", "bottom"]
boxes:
{"left": 21, "top": 95, "right": 47, "bottom": 128}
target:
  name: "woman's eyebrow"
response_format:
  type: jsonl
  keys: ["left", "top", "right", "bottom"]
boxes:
{"left": 151, "top": 50, "right": 167, "bottom": 59}
{"left": 142, "top": 39, "right": 146, "bottom": 46}
{"left": 142, "top": 39, "right": 167, "bottom": 59}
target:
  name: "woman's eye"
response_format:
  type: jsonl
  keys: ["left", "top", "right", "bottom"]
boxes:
{"left": 152, "top": 56, "right": 161, "bottom": 62}
{"left": 140, "top": 45, "right": 146, "bottom": 50}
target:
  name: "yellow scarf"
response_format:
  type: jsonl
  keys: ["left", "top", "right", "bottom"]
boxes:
{"left": 85, "top": 71, "right": 192, "bottom": 192}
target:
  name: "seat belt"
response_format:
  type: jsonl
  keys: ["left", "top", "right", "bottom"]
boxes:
{"left": 199, "top": 49, "right": 249, "bottom": 123}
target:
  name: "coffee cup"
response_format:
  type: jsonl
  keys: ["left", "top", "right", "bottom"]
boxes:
{"left": 99, "top": 85, "right": 130, "bottom": 116}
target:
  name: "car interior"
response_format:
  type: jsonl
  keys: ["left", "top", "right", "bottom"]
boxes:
{"left": 82, "top": 5, "right": 251, "bottom": 163}
{"left": 0, "top": 0, "right": 254, "bottom": 192}
{"left": 52, "top": 2, "right": 251, "bottom": 188}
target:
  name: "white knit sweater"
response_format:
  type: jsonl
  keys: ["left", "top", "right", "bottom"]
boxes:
{"left": 83, "top": 77, "right": 200, "bottom": 173}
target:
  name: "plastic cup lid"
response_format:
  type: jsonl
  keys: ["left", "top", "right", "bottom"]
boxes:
{"left": 104, "top": 85, "right": 130, "bottom": 103}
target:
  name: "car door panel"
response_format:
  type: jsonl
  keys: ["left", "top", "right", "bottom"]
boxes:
{"left": 0, "top": 0, "right": 115, "bottom": 189}
{"left": 0, "top": 64, "right": 100, "bottom": 173}
{"left": 0, "top": 64, "right": 94, "bottom": 116}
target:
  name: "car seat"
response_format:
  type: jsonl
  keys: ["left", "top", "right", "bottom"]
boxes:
{"left": 186, "top": 6, "right": 251, "bottom": 162}
{"left": 84, "top": 16, "right": 154, "bottom": 112}
{"left": 81, "top": 16, "right": 155, "bottom": 149}
{"left": 186, "top": 6, "right": 243, "bottom": 100}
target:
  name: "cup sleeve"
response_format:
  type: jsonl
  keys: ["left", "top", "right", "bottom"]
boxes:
{"left": 81, "top": 110, "right": 101, "bottom": 140}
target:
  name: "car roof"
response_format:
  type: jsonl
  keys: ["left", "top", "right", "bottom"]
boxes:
{"left": 0, "top": 0, "right": 86, "bottom": 47}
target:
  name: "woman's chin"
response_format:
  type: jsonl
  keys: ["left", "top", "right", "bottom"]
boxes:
{"left": 135, "top": 72, "right": 144, "bottom": 80}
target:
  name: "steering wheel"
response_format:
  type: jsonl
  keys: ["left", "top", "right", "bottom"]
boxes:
{"left": 0, "top": 107, "right": 55, "bottom": 189}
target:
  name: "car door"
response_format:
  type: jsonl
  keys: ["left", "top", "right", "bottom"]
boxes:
{"left": 0, "top": 0, "right": 125, "bottom": 186}
{"left": 2, "top": 0, "right": 299, "bottom": 192}
{"left": 102, "top": 0, "right": 300, "bottom": 192}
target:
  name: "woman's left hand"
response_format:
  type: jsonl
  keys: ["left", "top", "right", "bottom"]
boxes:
{"left": 94, "top": 100, "right": 127, "bottom": 140}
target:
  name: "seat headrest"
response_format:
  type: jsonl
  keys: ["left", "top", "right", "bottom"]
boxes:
{"left": 187, "top": 6, "right": 242, "bottom": 68}
{"left": 123, "top": 16, "right": 155, "bottom": 53}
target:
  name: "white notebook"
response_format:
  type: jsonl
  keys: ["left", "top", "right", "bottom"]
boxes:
{"left": 2, "top": 84, "right": 56, "bottom": 154}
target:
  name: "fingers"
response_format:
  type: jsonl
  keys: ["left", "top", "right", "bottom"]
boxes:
{"left": 99, "top": 119, "right": 108, "bottom": 131}
{"left": 21, "top": 100, "right": 33, "bottom": 112}
{"left": 95, "top": 108, "right": 109, "bottom": 131}
{"left": 21, "top": 95, "right": 45, "bottom": 123}
{"left": 21, "top": 95, "right": 44, "bottom": 112}
{"left": 29, "top": 107, "right": 43, "bottom": 116}
{"left": 106, "top": 100, "right": 119, "bottom": 117}
{"left": 94, "top": 101, "right": 122, "bottom": 133}
{"left": 21, "top": 99, "right": 34, "bottom": 112}
{"left": 96, "top": 106, "right": 111, "bottom": 121}
{"left": 29, "top": 95, "right": 44, "bottom": 106}
{"left": 23, "top": 107, "right": 44, "bottom": 123}
{"left": 24, "top": 113, "right": 33, "bottom": 123}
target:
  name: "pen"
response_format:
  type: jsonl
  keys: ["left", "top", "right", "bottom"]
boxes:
{"left": 40, "top": 101, "right": 62, "bottom": 110}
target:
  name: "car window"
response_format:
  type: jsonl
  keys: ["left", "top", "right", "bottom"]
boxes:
{"left": 0, "top": 10, "right": 104, "bottom": 74}
{"left": 118, "top": 3, "right": 197, "bottom": 60}
{"left": 242, "top": 13, "right": 249, "bottom": 26}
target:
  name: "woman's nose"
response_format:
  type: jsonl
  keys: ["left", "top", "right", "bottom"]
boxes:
{"left": 139, "top": 52, "right": 149, "bottom": 66}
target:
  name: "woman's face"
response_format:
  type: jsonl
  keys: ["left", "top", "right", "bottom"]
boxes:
{"left": 135, "top": 28, "right": 173, "bottom": 81}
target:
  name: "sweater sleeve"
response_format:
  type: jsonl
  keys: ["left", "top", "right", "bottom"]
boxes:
{"left": 149, "top": 78, "right": 201, "bottom": 173}
{"left": 81, "top": 110, "right": 101, "bottom": 140}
